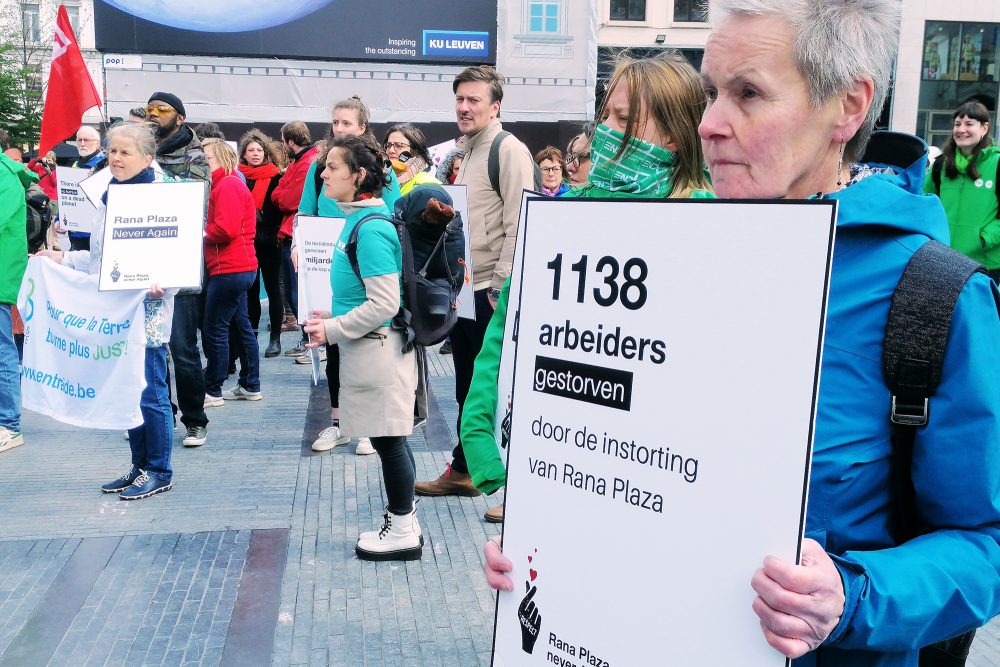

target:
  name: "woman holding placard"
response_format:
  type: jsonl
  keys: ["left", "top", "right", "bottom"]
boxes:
{"left": 237, "top": 130, "right": 285, "bottom": 358}
{"left": 201, "top": 138, "right": 262, "bottom": 408}
{"left": 37, "top": 123, "right": 177, "bottom": 500}
{"left": 464, "top": 50, "right": 714, "bottom": 523}
{"left": 302, "top": 134, "right": 422, "bottom": 562}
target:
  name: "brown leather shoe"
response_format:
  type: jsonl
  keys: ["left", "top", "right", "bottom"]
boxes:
{"left": 414, "top": 464, "right": 482, "bottom": 497}
{"left": 483, "top": 506, "right": 503, "bottom": 523}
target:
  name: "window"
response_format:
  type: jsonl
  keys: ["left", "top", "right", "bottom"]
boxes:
{"left": 673, "top": 0, "right": 706, "bottom": 23}
{"left": 22, "top": 3, "right": 40, "bottom": 42}
{"left": 529, "top": 1, "right": 560, "bottom": 34}
{"left": 66, "top": 5, "right": 81, "bottom": 35}
{"left": 610, "top": 0, "right": 645, "bottom": 22}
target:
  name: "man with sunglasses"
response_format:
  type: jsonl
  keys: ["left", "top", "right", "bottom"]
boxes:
{"left": 146, "top": 92, "right": 213, "bottom": 449}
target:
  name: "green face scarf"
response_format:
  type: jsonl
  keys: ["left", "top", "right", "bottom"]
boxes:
{"left": 955, "top": 150, "right": 971, "bottom": 175}
{"left": 587, "top": 124, "right": 677, "bottom": 196}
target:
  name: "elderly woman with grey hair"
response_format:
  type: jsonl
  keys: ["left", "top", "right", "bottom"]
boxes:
{"left": 483, "top": 1, "right": 1000, "bottom": 665}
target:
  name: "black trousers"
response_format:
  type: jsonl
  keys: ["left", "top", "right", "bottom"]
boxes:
{"left": 448, "top": 288, "right": 494, "bottom": 473}
{"left": 326, "top": 343, "right": 340, "bottom": 408}
{"left": 370, "top": 436, "right": 416, "bottom": 515}
{"left": 168, "top": 294, "right": 209, "bottom": 429}
{"left": 248, "top": 240, "right": 283, "bottom": 338}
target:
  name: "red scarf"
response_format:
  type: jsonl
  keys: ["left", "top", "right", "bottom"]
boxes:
{"left": 238, "top": 163, "right": 280, "bottom": 210}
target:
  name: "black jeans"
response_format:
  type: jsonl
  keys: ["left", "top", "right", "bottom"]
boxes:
{"left": 326, "top": 343, "right": 340, "bottom": 408}
{"left": 370, "top": 436, "right": 416, "bottom": 515}
{"left": 448, "top": 288, "right": 494, "bottom": 473}
{"left": 169, "top": 294, "right": 209, "bottom": 429}
{"left": 249, "top": 239, "right": 284, "bottom": 339}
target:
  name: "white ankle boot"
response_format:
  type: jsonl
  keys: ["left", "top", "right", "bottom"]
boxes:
{"left": 356, "top": 509, "right": 422, "bottom": 561}
{"left": 360, "top": 503, "right": 422, "bottom": 545}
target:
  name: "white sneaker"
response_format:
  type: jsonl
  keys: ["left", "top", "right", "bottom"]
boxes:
{"left": 204, "top": 394, "right": 224, "bottom": 408}
{"left": 0, "top": 427, "right": 24, "bottom": 454}
{"left": 355, "top": 437, "right": 375, "bottom": 455}
{"left": 296, "top": 347, "right": 325, "bottom": 364}
{"left": 356, "top": 509, "right": 422, "bottom": 561}
{"left": 222, "top": 385, "right": 262, "bottom": 401}
{"left": 311, "top": 426, "right": 350, "bottom": 452}
{"left": 361, "top": 503, "right": 422, "bottom": 545}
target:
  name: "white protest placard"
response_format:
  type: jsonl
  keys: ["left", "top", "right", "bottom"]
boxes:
{"left": 99, "top": 181, "right": 206, "bottom": 291}
{"left": 56, "top": 166, "right": 98, "bottom": 233}
{"left": 493, "top": 198, "right": 836, "bottom": 667}
{"left": 441, "top": 184, "right": 475, "bottom": 320}
{"left": 17, "top": 257, "right": 148, "bottom": 430}
{"left": 294, "top": 215, "right": 346, "bottom": 323}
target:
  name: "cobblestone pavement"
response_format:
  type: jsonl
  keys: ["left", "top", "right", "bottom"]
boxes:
{"left": 0, "top": 329, "right": 996, "bottom": 666}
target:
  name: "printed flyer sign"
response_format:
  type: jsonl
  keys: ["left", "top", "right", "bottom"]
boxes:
{"left": 55, "top": 166, "right": 98, "bottom": 233}
{"left": 17, "top": 257, "right": 147, "bottom": 430}
{"left": 294, "top": 215, "right": 346, "bottom": 323}
{"left": 440, "top": 184, "right": 474, "bottom": 320}
{"left": 493, "top": 198, "right": 837, "bottom": 667}
{"left": 99, "top": 181, "right": 207, "bottom": 291}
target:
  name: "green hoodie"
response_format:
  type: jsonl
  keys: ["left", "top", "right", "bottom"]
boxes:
{"left": 923, "top": 145, "right": 1000, "bottom": 269}
{"left": 0, "top": 154, "right": 37, "bottom": 304}
{"left": 459, "top": 182, "right": 713, "bottom": 494}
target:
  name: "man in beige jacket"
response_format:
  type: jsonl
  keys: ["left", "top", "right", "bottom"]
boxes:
{"left": 415, "top": 66, "right": 535, "bottom": 511}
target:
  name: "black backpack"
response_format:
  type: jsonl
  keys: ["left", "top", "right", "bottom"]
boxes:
{"left": 345, "top": 208, "right": 465, "bottom": 350}
{"left": 930, "top": 154, "right": 1000, "bottom": 219}
{"left": 25, "top": 182, "right": 51, "bottom": 253}
{"left": 487, "top": 130, "right": 542, "bottom": 197}
{"left": 882, "top": 239, "right": 985, "bottom": 666}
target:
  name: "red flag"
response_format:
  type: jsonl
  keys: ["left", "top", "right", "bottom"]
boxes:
{"left": 38, "top": 5, "right": 102, "bottom": 156}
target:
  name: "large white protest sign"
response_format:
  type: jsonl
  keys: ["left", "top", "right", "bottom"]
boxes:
{"left": 294, "top": 215, "right": 346, "bottom": 323}
{"left": 441, "top": 184, "right": 475, "bottom": 320}
{"left": 494, "top": 190, "right": 543, "bottom": 462}
{"left": 99, "top": 181, "right": 206, "bottom": 291}
{"left": 56, "top": 166, "right": 98, "bottom": 233}
{"left": 493, "top": 198, "right": 836, "bottom": 667}
{"left": 17, "top": 257, "right": 148, "bottom": 430}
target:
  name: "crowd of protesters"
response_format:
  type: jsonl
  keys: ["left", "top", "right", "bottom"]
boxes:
{"left": 1, "top": 0, "right": 1000, "bottom": 661}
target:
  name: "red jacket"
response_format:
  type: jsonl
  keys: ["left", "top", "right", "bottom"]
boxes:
{"left": 204, "top": 168, "right": 258, "bottom": 276}
{"left": 271, "top": 144, "right": 318, "bottom": 239}
{"left": 27, "top": 159, "right": 57, "bottom": 200}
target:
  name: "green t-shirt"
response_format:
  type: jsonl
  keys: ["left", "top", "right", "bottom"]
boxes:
{"left": 330, "top": 205, "right": 403, "bottom": 323}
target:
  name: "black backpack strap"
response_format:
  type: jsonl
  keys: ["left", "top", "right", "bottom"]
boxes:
{"left": 931, "top": 157, "right": 943, "bottom": 195}
{"left": 995, "top": 159, "right": 1000, "bottom": 220}
{"left": 882, "top": 240, "right": 984, "bottom": 429}
{"left": 487, "top": 131, "right": 511, "bottom": 198}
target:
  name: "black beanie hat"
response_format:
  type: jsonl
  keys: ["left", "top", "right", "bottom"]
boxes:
{"left": 147, "top": 92, "right": 186, "bottom": 117}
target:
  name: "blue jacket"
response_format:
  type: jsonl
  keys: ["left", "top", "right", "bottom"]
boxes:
{"left": 802, "top": 157, "right": 1000, "bottom": 665}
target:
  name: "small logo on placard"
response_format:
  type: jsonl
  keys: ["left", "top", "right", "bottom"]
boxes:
{"left": 518, "top": 549, "right": 541, "bottom": 655}
{"left": 111, "top": 261, "right": 121, "bottom": 283}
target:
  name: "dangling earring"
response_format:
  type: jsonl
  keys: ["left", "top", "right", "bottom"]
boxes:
{"left": 836, "top": 143, "right": 845, "bottom": 188}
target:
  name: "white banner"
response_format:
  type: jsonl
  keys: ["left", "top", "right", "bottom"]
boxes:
{"left": 99, "top": 181, "right": 206, "bottom": 291}
{"left": 493, "top": 198, "right": 836, "bottom": 667}
{"left": 56, "top": 166, "right": 98, "bottom": 233}
{"left": 17, "top": 257, "right": 148, "bottom": 430}
{"left": 295, "top": 215, "right": 346, "bottom": 323}
{"left": 440, "top": 184, "right": 475, "bottom": 320}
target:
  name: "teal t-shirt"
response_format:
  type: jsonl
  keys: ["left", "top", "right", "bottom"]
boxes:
{"left": 330, "top": 204, "right": 403, "bottom": 323}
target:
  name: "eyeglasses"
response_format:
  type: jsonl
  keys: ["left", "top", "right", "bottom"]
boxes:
{"left": 384, "top": 141, "right": 411, "bottom": 152}
{"left": 539, "top": 166, "right": 562, "bottom": 174}
{"left": 145, "top": 104, "right": 176, "bottom": 117}
{"left": 566, "top": 152, "right": 591, "bottom": 166}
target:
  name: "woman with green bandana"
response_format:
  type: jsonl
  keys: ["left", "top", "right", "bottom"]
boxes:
{"left": 464, "top": 51, "right": 714, "bottom": 525}
{"left": 923, "top": 100, "right": 1000, "bottom": 281}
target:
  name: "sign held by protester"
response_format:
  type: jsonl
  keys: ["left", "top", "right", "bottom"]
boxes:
{"left": 17, "top": 257, "right": 147, "bottom": 430}
{"left": 492, "top": 198, "right": 837, "bottom": 667}
{"left": 99, "top": 181, "right": 206, "bottom": 291}
{"left": 294, "top": 215, "right": 346, "bottom": 324}
{"left": 56, "top": 166, "right": 98, "bottom": 233}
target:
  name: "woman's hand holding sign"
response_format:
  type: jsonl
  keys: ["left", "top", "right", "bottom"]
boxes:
{"left": 484, "top": 536, "right": 514, "bottom": 592}
{"left": 751, "top": 538, "right": 845, "bottom": 658}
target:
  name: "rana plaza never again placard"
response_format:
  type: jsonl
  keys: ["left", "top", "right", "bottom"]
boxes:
{"left": 492, "top": 198, "right": 837, "bottom": 667}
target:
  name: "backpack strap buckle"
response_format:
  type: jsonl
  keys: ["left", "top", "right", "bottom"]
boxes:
{"left": 890, "top": 395, "right": 928, "bottom": 426}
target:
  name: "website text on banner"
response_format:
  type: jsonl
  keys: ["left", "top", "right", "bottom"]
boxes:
{"left": 17, "top": 257, "right": 147, "bottom": 430}
{"left": 492, "top": 198, "right": 837, "bottom": 667}
{"left": 99, "top": 181, "right": 206, "bottom": 291}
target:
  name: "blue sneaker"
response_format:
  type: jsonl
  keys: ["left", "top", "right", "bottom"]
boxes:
{"left": 119, "top": 471, "right": 172, "bottom": 500}
{"left": 101, "top": 466, "right": 141, "bottom": 493}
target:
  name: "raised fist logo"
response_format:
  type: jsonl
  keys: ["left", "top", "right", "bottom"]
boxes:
{"left": 518, "top": 582, "right": 541, "bottom": 654}
{"left": 500, "top": 398, "right": 512, "bottom": 449}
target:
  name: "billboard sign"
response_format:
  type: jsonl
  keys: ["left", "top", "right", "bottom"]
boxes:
{"left": 94, "top": 0, "right": 497, "bottom": 64}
